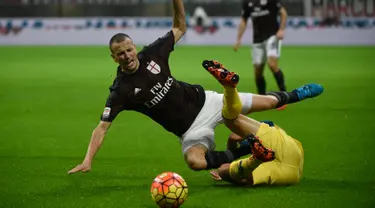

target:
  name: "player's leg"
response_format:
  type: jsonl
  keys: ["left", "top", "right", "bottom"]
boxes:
{"left": 201, "top": 60, "right": 324, "bottom": 113}
{"left": 183, "top": 144, "right": 208, "bottom": 170}
{"left": 201, "top": 60, "right": 287, "bottom": 163}
{"left": 226, "top": 132, "right": 247, "bottom": 150}
{"left": 216, "top": 158, "right": 301, "bottom": 186}
{"left": 183, "top": 137, "right": 252, "bottom": 171}
{"left": 266, "top": 35, "right": 286, "bottom": 92}
{"left": 241, "top": 83, "right": 324, "bottom": 112}
{"left": 181, "top": 92, "right": 252, "bottom": 171}
{"left": 222, "top": 85, "right": 243, "bottom": 120}
{"left": 252, "top": 43, "right": 267, "bottom": 95}
{"left": 215, "top": 155, "right": 273, "bottom": 186}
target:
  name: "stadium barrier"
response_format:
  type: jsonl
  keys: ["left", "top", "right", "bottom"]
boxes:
{"left": 1, "top": 17, "right": 374, "bottom": 46}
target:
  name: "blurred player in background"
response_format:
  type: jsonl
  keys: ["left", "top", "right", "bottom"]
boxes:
{"left": 203, "top": 61, "right": 322, "bottom": 186}
{"left": 234, "top": 0, "right": 288, "bottom": 96}
{"left": 68, "top": 0, "right": 318, "bottom": 175}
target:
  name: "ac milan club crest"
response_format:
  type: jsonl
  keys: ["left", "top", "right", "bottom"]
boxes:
{"left": 147, "top": 60, "right": 161, "bottom": 74}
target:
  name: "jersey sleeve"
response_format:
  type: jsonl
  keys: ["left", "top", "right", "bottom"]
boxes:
{"left": 241, "top": 0, "right": 251, "bottom": 20}
{"left": 142, "top": 30, "right": 175, "bottom": 60}
{"left": 100, "top": 91, "right": 124, "bottom": 122}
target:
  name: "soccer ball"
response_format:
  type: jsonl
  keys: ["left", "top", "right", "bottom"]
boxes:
{"left": 150, "top": 172, "right": 188, "bottom": 208}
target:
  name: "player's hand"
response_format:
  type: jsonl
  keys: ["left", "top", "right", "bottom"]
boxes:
{"left": 233, "top": 41, "right": 241, "bottom": 52}
{"left": 276, "top": 30, "right": 285, "bottom": 40}
{"left": 209, "top": 170, "right": 222, "bottom": 181}
{"left": 68, "top": 162, "right": 91, "bottom": 174}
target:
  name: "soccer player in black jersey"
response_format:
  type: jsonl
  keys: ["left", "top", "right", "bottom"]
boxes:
{"left": 234, "top": 0, "right": 288, "bottom": 96}
{"left": 68, "top": 0, "right": 319, "bottom": 174}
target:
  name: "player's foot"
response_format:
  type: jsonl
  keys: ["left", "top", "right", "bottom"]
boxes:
{"left": 246, "top": 134, "right": 275, "bottom": 162}
{"left": 202, "top": 60, "right": 239, "bottom": 87}
{"left": 293, "top": 84, "right": 324, "bottom": 101}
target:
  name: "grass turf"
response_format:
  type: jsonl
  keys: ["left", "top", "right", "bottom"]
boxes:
{"left": 0, "top": 46, "right": 375, "bottom": 208}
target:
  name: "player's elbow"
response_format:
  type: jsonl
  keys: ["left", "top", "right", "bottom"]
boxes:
{"left": 173, "top": 23, "right": 186, "bottom": 36}
{"left": 178, "top": 22, "right": 187, "bottom": 33}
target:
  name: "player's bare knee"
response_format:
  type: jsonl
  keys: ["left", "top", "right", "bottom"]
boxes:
{"left": 265, "top": 95, "right": 279, "bottom": 108}
{"left": 258, "top": 95, "right": 279, "bottom": 109}
{"left": 267, "top": 58, "right": 278, "bottom": 72}
{"left": 185, "top": 156, "right": 206, "bottom": 171}
{"left": 250, "top": 94, "right": 279, "bottom": 111}
{"left": 184, "top": 151, "right": 206, "bottom": 171}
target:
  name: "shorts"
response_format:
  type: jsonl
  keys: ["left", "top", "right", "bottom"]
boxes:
{"left": 179, "top": 91, "right": 253, "bottom": 154}
{"left": 252, "top": 35, "right": 282, "bottom": 65}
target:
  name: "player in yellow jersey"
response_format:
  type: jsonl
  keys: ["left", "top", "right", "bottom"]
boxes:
{"left": 201, "top": 60, "right": 323, "bottom": 186}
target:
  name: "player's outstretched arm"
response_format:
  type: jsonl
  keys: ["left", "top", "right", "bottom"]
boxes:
{"left": 276, "top": 6, "right": 288, "bottom": 39}
{"left": 234, "top": 17, "right": 247, "bottom": 51}
{"left": 68, "top": 121, "right": 111, "bottom": 174}
{"left": 171, "top": 0, "right": 187, "bottom": 43}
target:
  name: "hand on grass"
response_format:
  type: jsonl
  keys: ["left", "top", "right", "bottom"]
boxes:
{"left": 68, "top": 162, "right": 91, "bottom": 174}
{"left": 210, "top": 170, "right": 222, "bottom": 181}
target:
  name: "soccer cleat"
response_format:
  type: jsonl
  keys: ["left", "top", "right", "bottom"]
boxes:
{"left": 246, "top": 134, "right": 275, "bottom": 162}
{"left": 202, "top": 60, "right": 240, "bottom": 87}
{"left": 293, "top": 84, "right": 324, "bottom": 101}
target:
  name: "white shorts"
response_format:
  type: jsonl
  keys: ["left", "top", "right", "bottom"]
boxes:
{"left": 179, "top": 91, "right": 253, "bottom": 154}
{"left": 252, "top": 35, "right": 282, "bottom": 65}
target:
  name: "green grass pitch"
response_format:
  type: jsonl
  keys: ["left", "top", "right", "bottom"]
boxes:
{"left": 0, "top": 45, "right": 374, "bottom": 208}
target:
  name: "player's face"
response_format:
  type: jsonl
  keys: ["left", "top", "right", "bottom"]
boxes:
{"left": 111, "top": 38, "right": 139, "bottom": 72}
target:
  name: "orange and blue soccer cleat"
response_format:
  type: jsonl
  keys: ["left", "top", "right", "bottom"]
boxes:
{"left": 245, "top": 134, "right": 275, "bottom": 162}
{"left": 202, "top": 60, "right": 240, "bottom": 87}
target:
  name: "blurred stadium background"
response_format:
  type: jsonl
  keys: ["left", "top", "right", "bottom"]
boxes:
{"left": 1, "top": 0, "right": 374, "bottom": 45}
{"left": 1, "top": 0, "right": 374, "bottom": 208}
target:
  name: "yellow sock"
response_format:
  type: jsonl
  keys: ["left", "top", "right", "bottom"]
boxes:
{"left": 242, "top": 155, "right": 262, "bottom": 170}
{"left": 229, "top": 156, "right": 261, "bottom": 181}
{"left": 222, "top": 86, "right": 243, "bottom": 120}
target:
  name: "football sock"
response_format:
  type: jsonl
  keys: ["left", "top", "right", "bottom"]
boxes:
{"left": 255, "top": 76, "right": 266, "bottom": 95}
{"left": 273, "top": 69, "right": 286, "bottom": 91}
{"left": 242, "top": 155, "right": 262, "bottom": 171}
{"left": 222, "top": 86, "right": 243, "bottom": 120}
{"left": 205, "top": 148, "right": 250, "bottom": 170}
{"left": 233, "top": 145, "right": 252, "bottom": 159}
{"left": 267, "top": 91, "right": 300, "bottom": 108}
{"left": 228, "top": 156, "right": 261, "bottom": 180}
